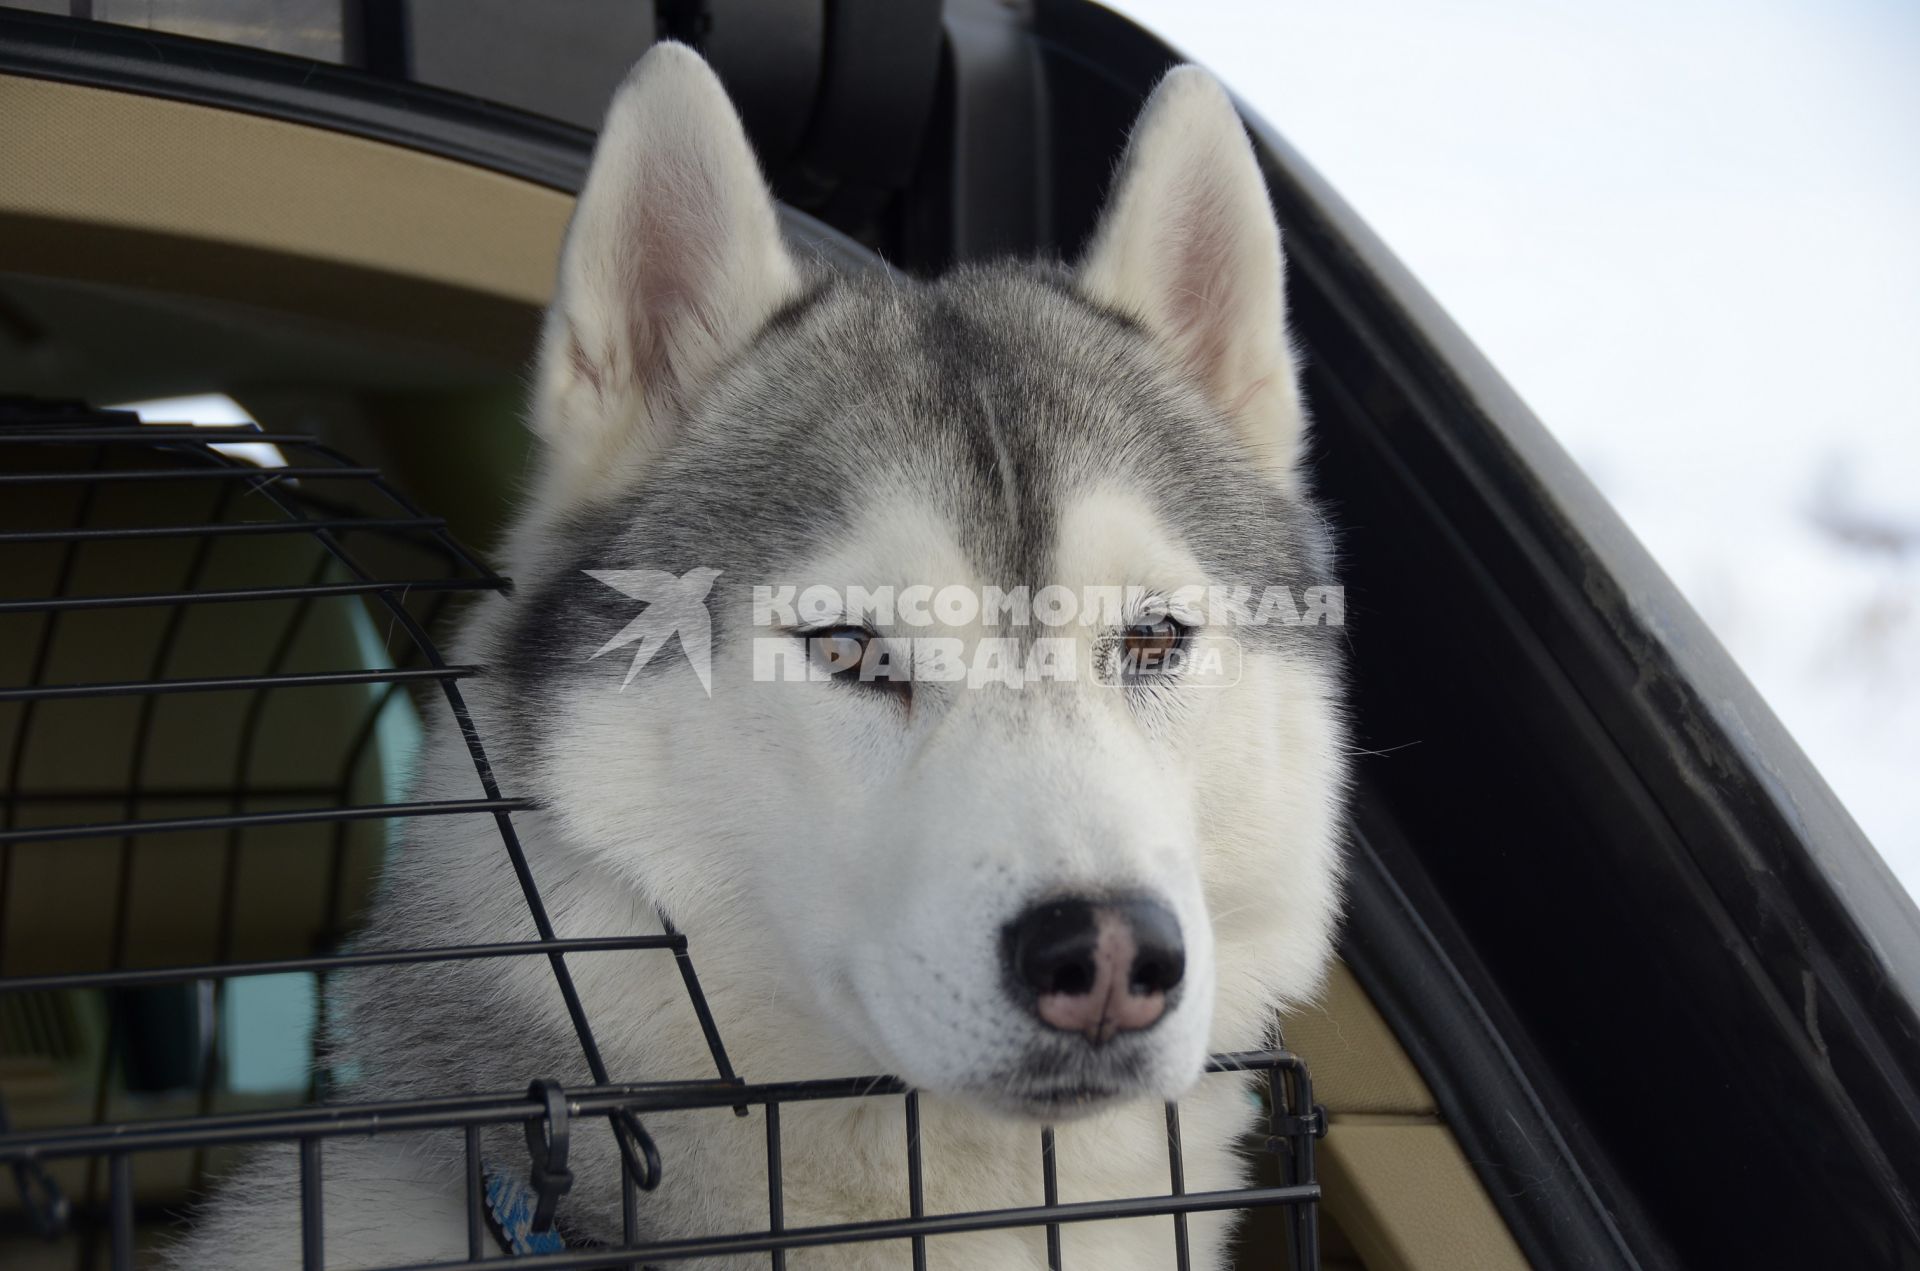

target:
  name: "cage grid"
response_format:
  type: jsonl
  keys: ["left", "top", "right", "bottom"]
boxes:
{"left": 0, "top": 398, "right": 1324, "bottom": 1270}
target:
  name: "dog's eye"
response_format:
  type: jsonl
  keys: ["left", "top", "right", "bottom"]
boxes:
{"left": 798, "top": 625, "right": 905, "bottom": 694}
{"left": 1120, "top": 617, "right": 1190, "bottom": 673}
{"left": 804, "top": 626, "right": 872, "bottom": 677}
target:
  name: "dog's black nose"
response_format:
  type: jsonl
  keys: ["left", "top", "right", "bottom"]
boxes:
{"left": 1003, "top": 897, "right": 1184, "bottom": 1042}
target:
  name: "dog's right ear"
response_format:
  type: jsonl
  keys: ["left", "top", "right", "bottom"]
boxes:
{"left": 531, "top": 42, "right": 801, "bottom": 505}
{"left": 1077, "top": 67, "right": 1304, "bottom": 484}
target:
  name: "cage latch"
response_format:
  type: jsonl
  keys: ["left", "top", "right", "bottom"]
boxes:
{"left": 1267, "top": 1103, "right": 1329, "bottom": 1148}
{"left": 522, "top": 1079, "right": 575, "bottom": 1234}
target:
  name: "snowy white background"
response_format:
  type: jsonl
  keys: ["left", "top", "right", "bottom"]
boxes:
{"left": 1105, "top": 0, "right": 1920, "bottom": 894}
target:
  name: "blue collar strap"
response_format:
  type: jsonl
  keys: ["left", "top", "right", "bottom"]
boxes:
{"left": 483, "top": 1163, "right": 570, "bottom": 1256}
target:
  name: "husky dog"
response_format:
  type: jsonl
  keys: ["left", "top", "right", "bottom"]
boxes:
{"left": 170, "top": 42, "right": 1346, "bottom": 1271}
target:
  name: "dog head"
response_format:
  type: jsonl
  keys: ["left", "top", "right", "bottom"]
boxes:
{"left": 499, "top": 44, "right": 1346, "bottom": 1119}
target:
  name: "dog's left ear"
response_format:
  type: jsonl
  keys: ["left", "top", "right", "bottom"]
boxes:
{"left": 1077, "top": 67, "right": 1304, "bottom": 480}
{"left": 532, "top": 42, "right": 802, "bottom": 504}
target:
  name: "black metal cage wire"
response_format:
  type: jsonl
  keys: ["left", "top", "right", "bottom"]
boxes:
{"left": 0, "top": 398, "right": 1325, "bottom": 1271}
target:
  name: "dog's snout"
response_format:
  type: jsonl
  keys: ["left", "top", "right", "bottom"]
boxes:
{"left": 1003, "top": 898, "right": 1185, "bottom": 1043}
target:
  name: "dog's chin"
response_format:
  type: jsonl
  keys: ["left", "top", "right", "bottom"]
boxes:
{"left": 940, "top": 1045, "right": 1201, "bottom": 1123}
{"left": 967, "top": 1080, "right": 1138, "bottom": 1123}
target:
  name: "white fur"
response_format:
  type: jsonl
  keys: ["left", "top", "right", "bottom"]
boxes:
{"left": 166, "top": 47, "right": 1344, "bottom": 1270}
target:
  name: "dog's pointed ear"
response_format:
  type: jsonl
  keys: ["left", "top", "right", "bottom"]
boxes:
{"left": 1077, "top": 67, "right": 1305, "bottom": 480}
{"left": 532, "top": 42, "right": 801, "bottom": 503}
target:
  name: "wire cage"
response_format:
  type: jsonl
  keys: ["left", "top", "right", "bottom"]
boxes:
{"left": 0, "top": 397, "right": 1325, "bottom": 1270}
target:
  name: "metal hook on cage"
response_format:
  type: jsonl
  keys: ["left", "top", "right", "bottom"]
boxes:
{"left": 611, "top": 1106, "right": 665, "bottom": 1192}
{"left": 522, "top": 1079, "right": 575, "bottom": 1234}
{"left": 1, "top": 1096, "right": 70, "bottom": 1239}
{"left": 9, "top": 1158, "right": 70, "bottom": 1240}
